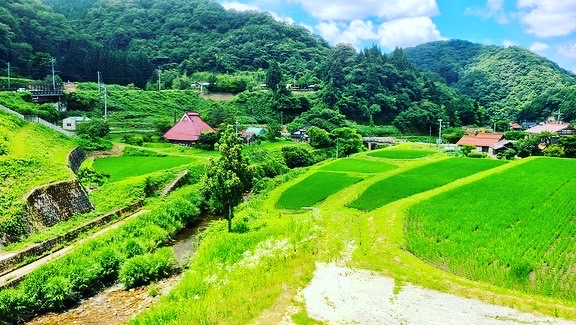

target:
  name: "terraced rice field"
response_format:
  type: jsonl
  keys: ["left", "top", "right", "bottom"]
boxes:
{"left": 349, "top": 158, "right": 506, "bottom": 211}
{"left": 367, "top": 148, "right": 435, "bottom": 159}
{"left": 406, "top": 157, "right": 576, "bottom": 300}
{"left": 320, "top": 159, "right": 397, "bottom": 174}
{"left": 276, "top": 171, "right": 363, "bottom": 210}
{"left": 93, "top": 156, "right": 194, "bottom": 182}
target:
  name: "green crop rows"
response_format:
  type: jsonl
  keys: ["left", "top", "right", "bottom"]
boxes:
{"left": 367, "top": 148, "right": 435, "bottom": 159}
{"left": 93, "top": 156, "right": 195, "bottom": 182}
{"left": 276, "top": 171, "right": 363, "bottom": 210}
{"left": 349, "top": 158, "right": 506, "bottom": 211}
{"left": 406, "top": 158, "right": 576, "bottom": 301}
{"left": 320, "top": 159, "right": 397, "bottom": 174}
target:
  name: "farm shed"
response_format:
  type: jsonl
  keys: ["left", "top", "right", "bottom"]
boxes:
{"left": 62, "top": 116, "right": 90, "bottom": 131}
{"left": 163, "top": 112, "right": 214, "bottom": 145}
{"left": 456, "top": 133, "right": 503, "bottom": 155}
{"left": 245, "top": 127, "right": 266, "bottom": 136}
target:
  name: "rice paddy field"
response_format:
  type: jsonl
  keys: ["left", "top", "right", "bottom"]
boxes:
{"left": 93, "top": 156, "right": 195, "bottom": 182}
{"left": 349, "top": 158, "right": 506, "bottom": 211}
{"left": 276, "top": 171, "right": 363, "bottom": 210}
{"left": 367, "top": 148, "right": 435, "bottom": 159}
{"left": 406, "top": 157, "right": 576, "bottom": 301}
{"left": 320, "top": 158, "right": 397, "bottom": 174}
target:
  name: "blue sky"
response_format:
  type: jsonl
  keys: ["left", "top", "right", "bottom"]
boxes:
{"left": 218, "top": 0, "right": 576, "bottom": 73}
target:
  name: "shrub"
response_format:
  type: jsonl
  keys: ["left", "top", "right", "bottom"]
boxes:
{"left": 467, "top": 151, "right": 487, "bottom": 158}
{"left": 119, "top": 247, "right": 176, "bottom": 288}
{"left": 281, "top": 146, "right": 313, "bottom": 168}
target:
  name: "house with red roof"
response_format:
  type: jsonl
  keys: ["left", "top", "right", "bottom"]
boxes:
{"left": 163, "top": 112, "right": 214, "bottom": 145}
{"left": 456, "top": 133, "right": 506, "bottom": 155}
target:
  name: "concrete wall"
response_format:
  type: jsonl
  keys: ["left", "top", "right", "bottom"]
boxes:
{"left": 68, "top": 147, "right": 86, "bottom": 174}
{"left": 25, "top": 179, "right": 94, "bottom": 231}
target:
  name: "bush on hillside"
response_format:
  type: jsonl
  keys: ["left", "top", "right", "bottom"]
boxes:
{"left": 281, "top": 146, "right": 314, "bottom": 168}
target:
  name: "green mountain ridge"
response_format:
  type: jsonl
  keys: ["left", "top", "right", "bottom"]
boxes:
{"left": 405, "top": 40, "right": 576, "bottom": 121}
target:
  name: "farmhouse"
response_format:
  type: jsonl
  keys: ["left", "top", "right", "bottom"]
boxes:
{"left": 456, "top": 133, "right": 504, "bottom": 155}
{"left": 163, "top": 112, "right": 213, "bottom": 145}
{"left": 526, "top": 122, "right": 574, "bottom": 136}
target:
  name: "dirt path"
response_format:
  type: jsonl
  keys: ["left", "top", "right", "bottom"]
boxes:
{"left": 300, "top": 263, "right": 576, "bottom": 324}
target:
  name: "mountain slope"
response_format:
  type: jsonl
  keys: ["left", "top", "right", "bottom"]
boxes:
{"left": 405, "top": 40, "right": 576, "bottom": 120}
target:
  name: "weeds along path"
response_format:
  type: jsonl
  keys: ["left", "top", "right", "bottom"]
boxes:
{"left": 307, "top": 156, "right": 576, "bottom": 320}
{"left": 0, "top": 210, "right": 147, "bottom": 288}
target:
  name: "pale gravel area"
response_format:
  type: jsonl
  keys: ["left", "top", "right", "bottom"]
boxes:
{"left": 302, "top": 263, "right": 576, "bottom": 325}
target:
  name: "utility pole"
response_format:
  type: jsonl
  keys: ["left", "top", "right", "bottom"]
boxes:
{"left": 51, "top": 58, "right": 56, "bottom": 89}
{"left": 7, "top": 62, "right": 10, "bottom": 90}
{"left": 157, "top": 66, "right": 161, "bottom": 91}
{"left": 437, "top": 119, "right": 443, "bottom": 146}
{"left": 103, "top": 85, "right": 108, "bottom": 121}
{"left": 97, "top": 71, "right": 101, "bottom": 95}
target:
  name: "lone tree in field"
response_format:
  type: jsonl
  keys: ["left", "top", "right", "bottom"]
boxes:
{"left": 200, "top": 125, "right": 251, "bottom": 232}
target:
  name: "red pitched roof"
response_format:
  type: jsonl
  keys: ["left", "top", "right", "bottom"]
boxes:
{"left": 456, "top": 134, "right": 503, "bottom": 147}
{"left": 163, "top": 112, "right": 213, "bottom": 142}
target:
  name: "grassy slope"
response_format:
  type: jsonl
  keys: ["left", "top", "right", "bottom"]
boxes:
{"left": 133, "top": 147, "right": 576, "bottom": 323}
{"left": 0, "top": 111, "right": 75, "bottom": 222}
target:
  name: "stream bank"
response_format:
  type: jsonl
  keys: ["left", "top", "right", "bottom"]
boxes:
{"left": 26, "top": 214, "right": 219, "bottom": 324}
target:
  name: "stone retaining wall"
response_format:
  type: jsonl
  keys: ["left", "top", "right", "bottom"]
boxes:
{"left": 68, "top": 147, "right": 86, "bottom": 174}
{"left": 0, "top": 200, "right": 144, "bottom": 281}
{"left": 25, "top": 179, "right": 94, "bottom": 231}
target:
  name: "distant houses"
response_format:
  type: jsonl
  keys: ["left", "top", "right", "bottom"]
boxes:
{"left": 163, "top": 112, "right": 213, "bottom": 145}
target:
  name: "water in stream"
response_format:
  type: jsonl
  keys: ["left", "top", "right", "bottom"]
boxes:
{"left": 26, "top": 214, "right": 220, "bottom": 325}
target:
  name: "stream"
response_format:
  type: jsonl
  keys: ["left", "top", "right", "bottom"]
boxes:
{"left": 26, "top": 214, "right": 220, "bottom": 325}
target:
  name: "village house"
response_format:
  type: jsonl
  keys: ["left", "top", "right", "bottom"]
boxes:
{"left": 163, "top": 112, "right": 213, "bottom": 145}
{"left": 62, "top": 116, "right": 90, "bottom": 131}
{"left": 456, "top": 133, "right": 507, "bottom": 155}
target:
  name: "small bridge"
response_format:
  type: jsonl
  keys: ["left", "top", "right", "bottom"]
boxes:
{"left": 30, "top": 84, "right": 64, "bottom": 102}
{"left": 363, "top": 137, "right": 397, "bottom": 150}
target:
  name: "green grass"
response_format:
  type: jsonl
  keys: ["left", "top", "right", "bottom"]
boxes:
{"left": 349, "top": 158, "right": 506, "bottom": 211}
{"left": 406, "top": 157, "right": 576, "bottom": 301}
{"left": 367, "top": 148, "right": 435, "bottom": 159}
{"left": 320, "top": 159, "right": 397, "bottom": 173}
{"left": 276, "top": 171, "right": 363, "bottom": 210}
{"left": 93, "top": 156, "right": 195, "bottom": 182}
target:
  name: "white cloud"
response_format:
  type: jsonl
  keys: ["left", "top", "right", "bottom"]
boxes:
{"left": 558, "top": 42, "right": 576, "bottom": 59}
{"left": 529, "top": 42, "right": 549, "bottom": 52}
{"left": 466, "top": 0, "right": 511, "bottom": 24}
{"left": 517, "top": 1, "right": 576, "bottom": 37}
{"left": 290, "top": 0, "right": 438, "bottom": 21}
{"left": 315, "top": 21, "right": 373, "bottom": 47}
{"left": 377, "top": 17, "right": 445, "bottom": 50}
{"left": 221, "top": 1, "right": 259, "bottom": 11}
{"left": 270, "top": 11, "right": 295, "bottom": 24}
{"left": 502, "top": 40, "right": 516, "bottom": 48}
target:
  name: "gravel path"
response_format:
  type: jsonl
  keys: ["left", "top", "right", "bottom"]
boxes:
{"left": 302, "top": 263, "right": 576, "bottom": 325}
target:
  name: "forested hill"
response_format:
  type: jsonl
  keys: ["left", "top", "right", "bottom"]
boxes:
{"left": 3, "top": 0, "right": 329, "bottom": 87}
{"left": 404, "top": 40, "right": 576, "bottom": 120}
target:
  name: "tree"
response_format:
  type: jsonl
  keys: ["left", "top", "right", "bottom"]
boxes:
{"left": 281, "top": 146, "right": 313, "bottom": 168}
{"left": 76, "top": 118, "right": 110, "bottom": 139}
{"left": 265, "top": 118, "right": 282, "bottom": 141}
{"left": 331, "top": 127, "right": 365, "bottom": 157}
{"left": 200, "top": 125, "right": 251, "bottom": 232}
{"left": 266, "top": 60, "right": 283, "bottom": 94}
{"left": 558, "top": 135, "right": 576, "bottom": 158}
{"left": 307, "top": 126, "right": 331, "bottom": 148}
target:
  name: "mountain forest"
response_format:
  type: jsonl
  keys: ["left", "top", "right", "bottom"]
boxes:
{"left": 1, "top": 0, "right": 576, "bottom": 132}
